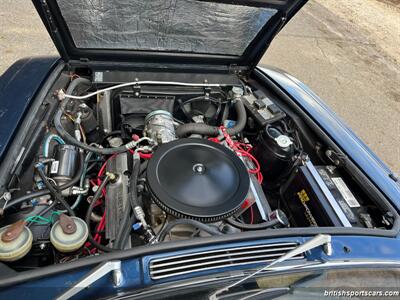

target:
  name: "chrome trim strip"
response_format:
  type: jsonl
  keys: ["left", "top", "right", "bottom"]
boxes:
{"left": 150, "top": 256, "right": 304, "bottom": 280}
{"left": 149, "top": 242, "right": 304, "bottom": 280}
{"left": 150, "top": 242, "right": 298, "bottom": 263}
{"left": 150, "top": 246, "right": 298, "bottom": 268}
{"left": 151, "top": 252, "right": 304, "bottom": 274}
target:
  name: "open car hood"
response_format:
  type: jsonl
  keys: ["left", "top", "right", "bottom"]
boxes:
{"left": 33, "top": 0, "right": 307, "bottom": 71}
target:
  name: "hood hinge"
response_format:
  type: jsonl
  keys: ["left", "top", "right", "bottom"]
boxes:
{"left": 325, "top": 149, "right": 347, "bottom": 166}
{"left": 228, "top": 64, "right": 249, "bottom": 76}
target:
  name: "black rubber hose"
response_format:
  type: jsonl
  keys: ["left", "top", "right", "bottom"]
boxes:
{"left": 114, "top": 204, "right": 132, "bottom": 249}
{"left": 175, "top": 99, "right": 247, "bottom": 138}
{"left": 129, "top": 157, "right": 141, "bottom": 210}
{"left": 36, "top": 167, "right": 75, "bottom": 217}
{"left": 221, "top": 102, "right": 230, "bottom": 123}
{"left": 4, "top": 152, "right": 84, "bottom": 210}
{"left": 54, "top": 78, "right": 129, "bottom": 155}
{"left": 85, "top": 175, "right": 115, "bottom": 252}
{"left": 66, "top": 77, "right": 91, "bottom": 96}
{"left": 116, "top": 193, "right": 142, "bottom": 250}
{"left": 120, "top": 213, "right": 136, "bottom": 247}
{"left": 139, "top": 160, "right": 148, "bottom": 176}
{"left": 157, "top": 219, "right": 222, "bottom": 242}
{"left": 225, "top": 217, "right": 280, "bottom": 230}
{"left": 118, "top": 192, "right": 142, "bottom": 249}
{"left": 101, "top": 130, "right": 122, "bottom": 144}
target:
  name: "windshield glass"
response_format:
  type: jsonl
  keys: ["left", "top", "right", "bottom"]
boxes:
{"left": 56, "top": 0, "right": 277, "bottom": 56}
{"left": 116, "top": 268, "right": 400, "bottom": 299}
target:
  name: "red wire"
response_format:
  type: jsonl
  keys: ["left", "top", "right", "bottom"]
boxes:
{"left": 236, "top": 149, "right": 260, "bottom": 173}
{"left": 139, "top": 152, "right": 153, "bottom": 159}
{"left": 94, "top": 212, "right": 106, "bottom": 243}
{"left": 129, "top": 149, "right": 153, "bottom": 159}
{"left": 96, "top": 153, "right": 118, "bottom": 198}
{"left": 249, "top": 205, "right": 254, "bottom": 224}
{"left": 97, "top": 154, "right": 117, "bottom": 181}
{"left": 211, "top": 126, "right": 264, "bottom": 184}
{"left": 233, "top": 143, "right": 262, "bottom": 183}
{"left": 88, "top": 139, "right": 154, "bottom": 253}
{"left": 90, "top": 204, "right": 106, "bottom": 254}
{"left": 87, "top": 154, "right": 117, "bottom": 253}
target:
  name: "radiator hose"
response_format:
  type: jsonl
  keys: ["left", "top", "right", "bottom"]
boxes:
{"left": 175, "top": 99, "right": 247, "bottom": 138}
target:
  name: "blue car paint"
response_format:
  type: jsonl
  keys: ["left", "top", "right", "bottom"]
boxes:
{"left": 256, "top": 66, "right": 400, "bottom": 209}
{"left": 0, "top": 259, "right": 142, "bottom": 300}
{"left": 1, "top": 235, "right": 400, "bottom": 299}
{"left": 0, "top": 56, "right": 60, "bottom": 160}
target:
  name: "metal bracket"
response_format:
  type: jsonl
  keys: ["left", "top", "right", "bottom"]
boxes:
{"left": 56, "top": 260, "right": 123, "bottom": 300}
{"left": 323, "top": 236, "right": 333, "bottom": 256}
{"left": 228, "top": 64, "right": 248, "bottom": 75}
{"left": 203, "top": 86, "right": 212, "bottom": 99}
{"left": 133, "top": 78, "right": 141, "bottom": 97}
{"left": 325, "top": 149, "right": 347, "bottom": 166}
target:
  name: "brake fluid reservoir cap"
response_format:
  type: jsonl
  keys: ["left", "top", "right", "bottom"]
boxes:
{"left": 0, "top": 220, "right": 33, "bottom": 262}
{"left": 50, "top": 215, "right": 88, "bottom": 253}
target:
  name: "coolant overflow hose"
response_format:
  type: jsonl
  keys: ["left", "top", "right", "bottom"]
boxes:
{"left": 175, "top": 99, "right": 247, "bottom": 138}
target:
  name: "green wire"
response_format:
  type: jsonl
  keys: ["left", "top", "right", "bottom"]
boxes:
{"left": 50, "top": 211, "right": 62, "bottom": 223}
{"left": 25, "top": 215, "right": 49, "bottom": 225}
{"left": 25, "top": 211, "right": 63, "bottom": 225}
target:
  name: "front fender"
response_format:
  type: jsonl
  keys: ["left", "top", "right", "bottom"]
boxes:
{"left": 0, "top": 56, "right": 61, "bottom": 160}
{"left": 255, "top": 65, "right": 400, "bottom": 209}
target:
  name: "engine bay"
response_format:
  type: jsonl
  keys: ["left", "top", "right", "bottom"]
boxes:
{"left": 0, "top": 68, "right": 395, "bottom": 270}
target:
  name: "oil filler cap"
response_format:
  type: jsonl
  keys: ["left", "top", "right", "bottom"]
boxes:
{"left": 147, "top": 138, "right": 250, "bottom": 222}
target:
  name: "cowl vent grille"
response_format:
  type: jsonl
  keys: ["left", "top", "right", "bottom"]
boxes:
{"left": 149, "top": 242, "right": 304, "bottom": 280}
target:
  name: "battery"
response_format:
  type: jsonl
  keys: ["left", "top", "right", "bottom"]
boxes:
{"left": 281, "top": 161, "right": 368, "bottom": 228}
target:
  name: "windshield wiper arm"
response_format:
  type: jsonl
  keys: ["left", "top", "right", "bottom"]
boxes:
{"left": 209, "top": 234, "right": 332, "bottom": 300}
{"left": 56, "top": 260, "right": 123, "bottom": 300}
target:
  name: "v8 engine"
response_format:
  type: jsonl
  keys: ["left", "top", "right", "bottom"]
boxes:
{"left": 0, "top": 71, "right": 392, "bottom": 269}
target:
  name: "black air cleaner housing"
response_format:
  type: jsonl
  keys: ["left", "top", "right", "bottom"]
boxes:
{"left": 147, "top": 138, "right": 250, "bottom": 222}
